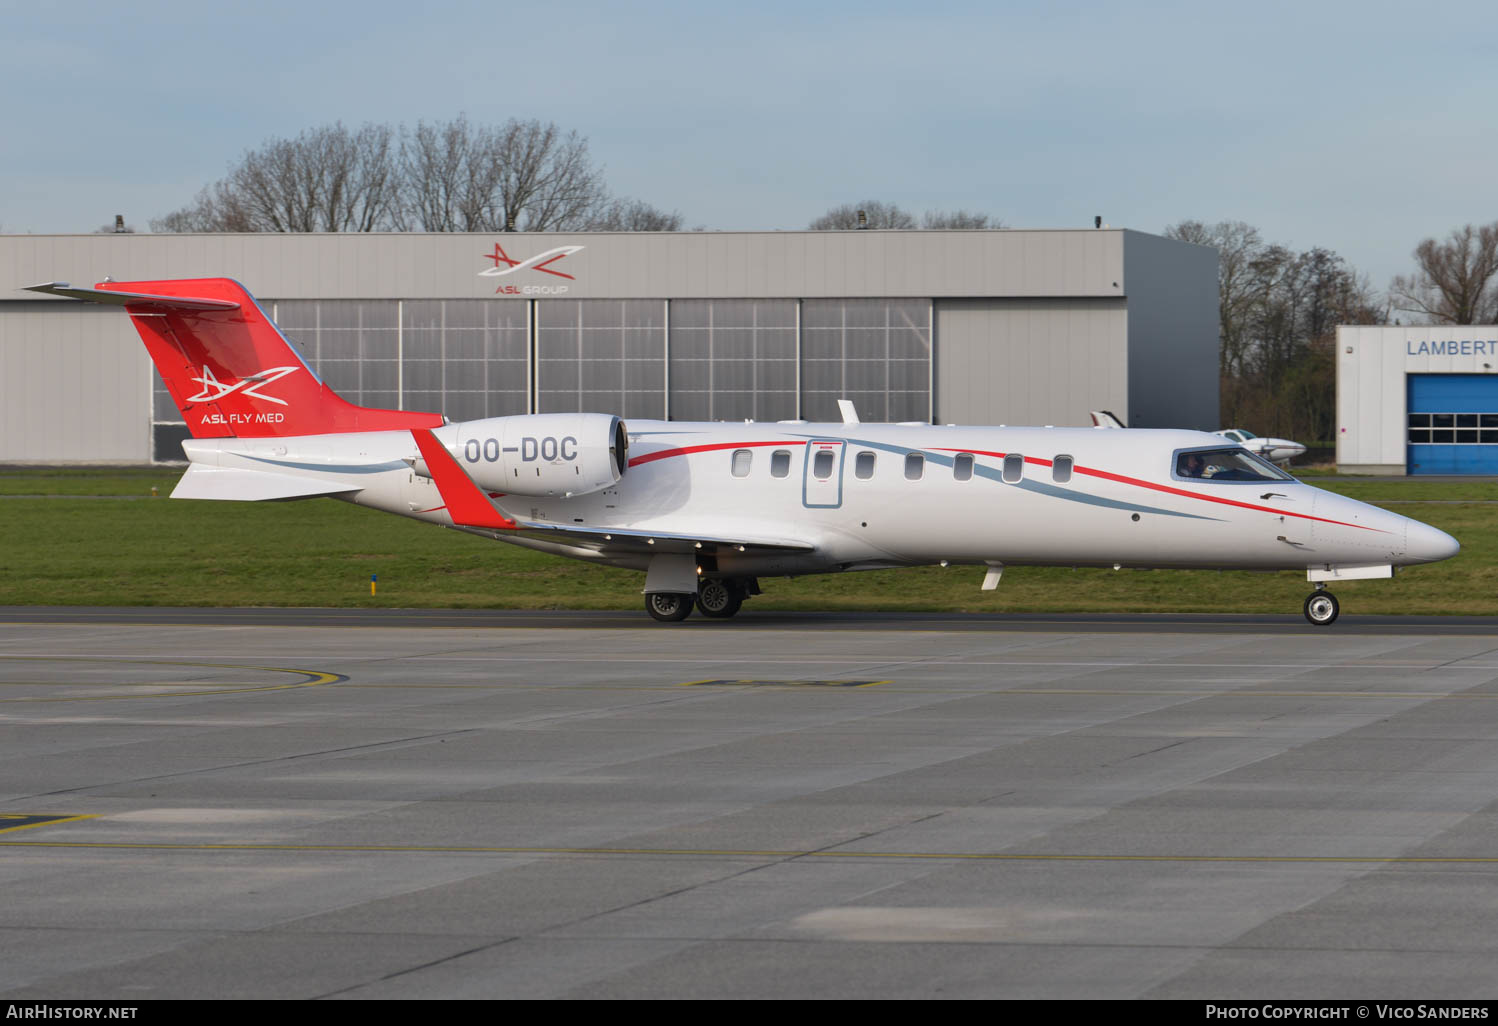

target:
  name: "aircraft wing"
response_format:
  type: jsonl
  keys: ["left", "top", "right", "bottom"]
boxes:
{"left": 410, "top": 428, "right": 815, "bottom": 556}
{"left": 503, "top": 519, "right": 816, "bottom": 557}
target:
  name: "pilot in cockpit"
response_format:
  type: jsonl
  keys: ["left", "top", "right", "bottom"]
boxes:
{"left": 1177, "top": 452, "right": 1207, "bottom": 478}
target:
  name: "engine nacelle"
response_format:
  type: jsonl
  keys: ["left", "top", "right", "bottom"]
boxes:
{"left": 447, "top": 413, "right": 627, "bottom": 498}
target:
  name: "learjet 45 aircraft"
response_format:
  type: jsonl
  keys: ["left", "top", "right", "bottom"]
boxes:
{"left": 27, "top": 278, "right": 1459, "bottom": 626}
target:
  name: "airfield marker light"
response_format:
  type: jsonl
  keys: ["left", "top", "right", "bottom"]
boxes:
{"left": 371, "top": 574, "right": 377, "bottom": 597}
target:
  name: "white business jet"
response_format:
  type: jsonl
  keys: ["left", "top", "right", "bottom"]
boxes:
{"left": 28, "top": 279, "right": 1459, "bottom": 626}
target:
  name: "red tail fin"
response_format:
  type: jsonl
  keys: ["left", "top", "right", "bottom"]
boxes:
{"left": 27, "top": 278, "right": 443, "bottom": 438}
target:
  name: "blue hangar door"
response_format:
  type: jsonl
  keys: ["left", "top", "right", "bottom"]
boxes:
{"left": 1407, "top": 374, "right": 1498, "bottom": 474}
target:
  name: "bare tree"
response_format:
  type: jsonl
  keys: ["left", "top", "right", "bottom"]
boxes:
{"left": 153, "top": 122, "right": 400, "bottom": 232}
{"left": 492, "top": 120, "right": 608, "bottom": 231}
{"left": 1166, "top": 219, "right": 1383, "bottom": 441}
{"left": 921, "top": 210, "right": 999, "bottom": 229}
{"left": 586, "top": 197, "right": 683, "bottom": 231}
{"left": 155, "top": 116, "right": 667, "bottom": 234}
{"left": 810, "top": 201, "right": 1001, "bottom": 230}
{"left": 1390, "top": 222, "right": 1498, "bottom": 324}
{"left": 397, "top": 116, "right": 505, "bottom": 232}
{"left": 809, "top": 201, "right": 916, "bottom": 230}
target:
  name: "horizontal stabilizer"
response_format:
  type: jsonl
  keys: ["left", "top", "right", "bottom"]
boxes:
{"left": 172, "top": 464, "right": 360, "bottom": 502}
{"left": 24, "top": 282, "right": 240, "bottom": 311}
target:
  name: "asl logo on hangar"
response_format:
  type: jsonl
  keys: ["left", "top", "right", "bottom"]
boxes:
{"left": 479, "top": 242, "right": 583, "bottom": 295}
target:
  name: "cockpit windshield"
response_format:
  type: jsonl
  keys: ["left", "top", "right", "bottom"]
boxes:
{"left": 1175, "top": 447, "right": 1292, "bottom": 482}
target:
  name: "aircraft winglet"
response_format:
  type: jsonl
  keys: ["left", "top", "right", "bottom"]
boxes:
{"left": 411, "top": 429, "right": 517, "bottom": 530}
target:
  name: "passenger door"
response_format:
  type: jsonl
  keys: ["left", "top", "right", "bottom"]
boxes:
{"left": 802, "top": 439, "right": 846, "bottom": 509}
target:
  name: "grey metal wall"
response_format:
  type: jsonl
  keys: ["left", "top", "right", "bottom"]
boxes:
{"left": 0, "top": 301, "right": 150, "bottom": 462}
{"left": 0, "top": 230, "right": 1127, "bottom": 302}
{"left": 933, "top": 298, "right": 1127, "bottom": 427}
{"left": 1, "top": 229, "right": 1216, "bottom": 462}
{"left": 1120, "top": 231, "right": 1219, "bottom": 430}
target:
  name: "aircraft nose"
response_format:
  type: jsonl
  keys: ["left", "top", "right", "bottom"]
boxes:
{"left": 1405, "top": 519, "right": 1460, "bottom": 564}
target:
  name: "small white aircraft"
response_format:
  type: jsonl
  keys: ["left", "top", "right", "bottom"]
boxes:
{"left": 1213, "top": 428, "right": 1307, "bottom": 465}
{"left": 1094, "top": 412, "right": 1306, "bottom": 465}
{"left": 29, "top": 279, "right": 1459, "bottom": 626}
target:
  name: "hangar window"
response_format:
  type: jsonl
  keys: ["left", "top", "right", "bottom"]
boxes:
{"left": 1407, "top": 409, "right": 1498, "bottom": 445}
{"left": 1002, "top": 453, "right": 1024, "bottom": 483}
{"left": 855, "top": 451, "right": 876, "bottom": 479}
{"left": 1052, "top": 455, "right": 1073, "bottom": 483}
{"left": 953, "top": 453, "right": 974, "bottom": 481}
{"left": 770, "top": 450, "right": 791, "bottom": 478}
{"left": 904, "top": 453, "right": 925, "bottom": 480}
{"left": 731, "top": 449, "right": 753, "bottom": 477}
{"left": 813, "top": 449, "right": 836, "bottom": 479}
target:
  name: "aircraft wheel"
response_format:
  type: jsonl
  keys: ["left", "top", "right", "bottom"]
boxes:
{"left": 646, "top": 592, "right": 694, "bottom": 622}
{"left": 1303, "top": 591, "right": 1339, "bottom": 626}
{"left": 696, "top": 579, "right": 743, "bottom": 618}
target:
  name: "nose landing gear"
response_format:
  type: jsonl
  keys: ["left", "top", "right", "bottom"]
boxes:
{"left": 1303, "top": 587, "right": 1340, "bottom": 626}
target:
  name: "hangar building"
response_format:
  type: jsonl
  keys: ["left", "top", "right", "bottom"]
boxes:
{"left": 1337, "top": 325, "right": 1498, "bottom": 475}
{"left": 0, "top": 229, "right": 1218, "bottom": 464}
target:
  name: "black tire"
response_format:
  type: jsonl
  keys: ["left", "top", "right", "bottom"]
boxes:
{"left": 1304, "top": 591, "right": 1339, "bottom": 626}
{"left": 646, "top": 592, "right": 694, "bottom": 622}
{"left": 696, "top": 579, "right": 743, "bottom": 618}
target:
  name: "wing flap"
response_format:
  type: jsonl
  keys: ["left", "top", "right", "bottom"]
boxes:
{"left": 508, "top": 520, "right": 815, "bottom": 556}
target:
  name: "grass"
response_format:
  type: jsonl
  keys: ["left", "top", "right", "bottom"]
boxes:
{"left": 0, "top": 468, "right": 1491, "bottom": 615}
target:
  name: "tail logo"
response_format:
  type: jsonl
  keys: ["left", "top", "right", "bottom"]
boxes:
{"left": 187, "top": 365, "right": 300, "bottom": 406}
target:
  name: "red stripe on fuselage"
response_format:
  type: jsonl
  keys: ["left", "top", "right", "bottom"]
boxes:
{"left": 629, "top": 439, "right": 807, "bottom": 468}
{"left": 930, "top": 447, "right": 1380, "bottom": 532}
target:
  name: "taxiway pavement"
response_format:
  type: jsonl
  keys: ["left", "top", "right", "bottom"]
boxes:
{"left": 1, "top": 608, "right": 1496, "bottom": 998}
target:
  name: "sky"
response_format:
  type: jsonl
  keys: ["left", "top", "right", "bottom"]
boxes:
{"left": 3, "top": 0, "right": 1495, "bottom": 290}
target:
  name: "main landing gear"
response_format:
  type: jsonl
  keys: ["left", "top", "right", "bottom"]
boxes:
{"left": 695, "top": 579, "right": 743, "bottom": 619}
{"left": 646, "top": 592, "right": 694, "bottom": 622}
{"left": 645, "top": 578, "right": 755, "bottom": 622}
{"left": 1303, "top": 587, "right": 1340, "bottom": 626}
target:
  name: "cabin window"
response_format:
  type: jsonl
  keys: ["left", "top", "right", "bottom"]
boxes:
{"left": 813, "top": 449, "right": 836, "bottom": 479}
{"left": 770, "top": 450, "right": 791, "bottom": 478}
{"left": 904, "top": 453, "right": 925, "bottom": 481}
{"left": 1002, "top": 453, "right": 1024, "bottom": 483}
{"left": 731, "top": 449, "right": 753, "bottom": 477}
{"left": 854, "top": 451, "right": 875, "bottom": 479}
{"left": 1052, "top": 455, "right": 1073, "bottom": 483}
{"left": 953, "top": 453, "right": 974, "bottom": 481}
